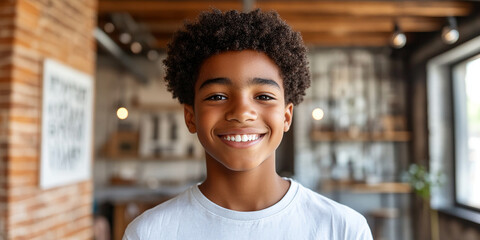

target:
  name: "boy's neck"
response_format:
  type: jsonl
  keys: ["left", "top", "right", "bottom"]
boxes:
{"left": 198, "top": 155, "right": 290, "bottom": 212}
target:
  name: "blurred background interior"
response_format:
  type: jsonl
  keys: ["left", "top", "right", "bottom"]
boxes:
{"left": 1, "top": 0, "right": 480, "bottom": 239}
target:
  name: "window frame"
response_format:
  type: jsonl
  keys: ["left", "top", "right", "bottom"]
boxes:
{"left": 427, "top": 34, "right": 480, "bottom": 225}
{"left": 450, "top": 52, "right": 480, "bottom": 213}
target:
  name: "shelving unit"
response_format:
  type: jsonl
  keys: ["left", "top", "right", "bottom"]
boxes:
{"left": 310, "top": 130, "right": 411, "bottom": 142}
{"left": 99, "top": 155, "right": 202, "bottom": 162}
{"left": 321, "top": 180, "right": 411, "bottom": 194}
{"left": 130, "top": 98, "right": 183, "bottom": 112}
{"left": 295, "top": 49, "right": 412, "bottom": 240}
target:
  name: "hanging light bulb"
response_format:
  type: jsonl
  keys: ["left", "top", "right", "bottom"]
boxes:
{"left": 119, "top": 32, "right": 132, "bottom": 44}
{"left": 312, "top": 108, "right": 325, "bottom": 121}
{"left": 442, "top": 16, "right": 459, "bottom": 45}
{"left": 130, "top": 41, "right": 142, "bottom": 54}
{"left": 391, "top": 22, "right": 406, "bottom": 49}
{"left": 117, "top": 107, "right": 129, "bottom": 120}
{"left": 103, "top": 22, "right": 115, "bottom": 33}
{"left": 147, "top": 49, "right": 159, "bottom": 61}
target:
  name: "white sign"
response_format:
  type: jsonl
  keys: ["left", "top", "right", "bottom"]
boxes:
{"left": 40, "top": 59, "right": 93, "bottom": 189}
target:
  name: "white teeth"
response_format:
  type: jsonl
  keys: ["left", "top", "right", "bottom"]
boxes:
{"left": 223, "top": 134, "right": 260, "bottom": 142}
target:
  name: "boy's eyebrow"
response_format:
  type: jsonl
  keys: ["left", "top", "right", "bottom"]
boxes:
{"left": 198, "top": 77, "right": 281, "bottom": 89}
{"left": 199, "top": 77, "right": 231, "bottom": 89}
{"left": 250, "top": 78, "right": 281, "bottom": 89}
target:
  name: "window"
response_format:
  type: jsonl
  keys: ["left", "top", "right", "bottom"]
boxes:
{"left": 452, "top": 54, "right": 480, "bottom": 211}
{"left": 427, "top": 35, "right": 480, "bottom": 224}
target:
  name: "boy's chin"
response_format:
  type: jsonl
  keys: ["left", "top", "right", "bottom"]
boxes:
{"left": 221, "top": 163, "right": 262, "bottom": 172}
{"left": 214, "top": 157, "right": 267, "bottom": 172}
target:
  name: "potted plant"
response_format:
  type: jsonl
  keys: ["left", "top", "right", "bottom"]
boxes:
{"left": 403, "top": 164, "right": 444, "bottom": 240}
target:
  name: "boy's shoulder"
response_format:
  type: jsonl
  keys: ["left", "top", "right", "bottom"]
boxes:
{"left": 295, "top": 182, "right": 366, "bottom": 220}
{"left": 298, "top": 184, "right": 358, "bottom": 214}
{"left": 137, "top": 189, "right": 192, "bottom": 218}
{"left": 123, "top": 186, "right": 195, "bottom": 239}
{"left": 293, "top": 182, "right": 371, "bottom": 238}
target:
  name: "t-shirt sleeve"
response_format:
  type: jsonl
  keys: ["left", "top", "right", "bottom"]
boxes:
{"left": 122, "top": 212, "right": 148, "bottom": 240}
{"left": 341, "top": 208, "right": 373, "bottom": 240}
{"left": 355, "top": 217, "right": 373, "bottom": 240}
{"left": 122, "top": 221, "right": 140, "bottom": 240}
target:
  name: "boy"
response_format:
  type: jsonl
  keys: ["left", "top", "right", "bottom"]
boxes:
{"left": 124, "top": 9, "right": 372, "bottom": 239}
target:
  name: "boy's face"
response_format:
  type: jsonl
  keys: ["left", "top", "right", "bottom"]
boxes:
{"left": 184, "top": 50, "right": 293, "bottom": 172}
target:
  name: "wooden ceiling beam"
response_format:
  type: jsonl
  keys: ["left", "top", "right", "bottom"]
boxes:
{"left": 258, "top": 1, "right": 473, "bottom": 17}
{"left": 98, "top": 0, "right": 476, "bottom": 48}
{"left": 281, "top": 16, "right": 443, "bottom": 33}
{"left": 98, "top": 1, "right": 242, "bottom": 13}
{"left": 99, "top": 0, "right": 473, "bottom": 17}
{"left": 142, "top": 16, "right": 444, "bottom": 35}
{"left": 301, "top": 32, "right": 391, "bottom": 47}
{"left": 132, "top": 12, "right": 200, "bottom": 21}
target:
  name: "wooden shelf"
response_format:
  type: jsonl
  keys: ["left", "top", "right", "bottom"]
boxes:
{"left": 131, "top": 103, "right": 183, "bottom": 112}
{"left": 349, "top": 182, "right": 411, "bottom": 194}
{"left": 321, "top": 180, "right": 411, "bottom": 194}
{"left": 131, "top": 97, "right": 183, "bottom": 111}
{"left": 98, "top": 155, "right": 203, "bottom": 162}
{"left": 311, "top": 130, "right": 411, "bottom": 142}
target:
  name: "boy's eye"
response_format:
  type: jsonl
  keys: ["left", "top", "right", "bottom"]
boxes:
{"left": 206, "top": 95, "right": 227, "bottom": 101}
{"left": 256, "top": 95, "right": 274, "bottom": 101}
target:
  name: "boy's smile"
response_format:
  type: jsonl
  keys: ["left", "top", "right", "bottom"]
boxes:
{"left": 184, "top": 50, "right": 293, "bottom": 171}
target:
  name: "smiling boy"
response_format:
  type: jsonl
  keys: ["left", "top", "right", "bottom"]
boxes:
{"left": 124, "top": 9, "right": 372, "bottom": 239}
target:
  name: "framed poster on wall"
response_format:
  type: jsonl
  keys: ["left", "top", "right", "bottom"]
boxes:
{"left": 40, "top": 59, "right": 93, "bottom": 189}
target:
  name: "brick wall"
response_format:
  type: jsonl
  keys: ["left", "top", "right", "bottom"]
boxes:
{"left": 0, "top": 0, "right": 97, "bottom": 239}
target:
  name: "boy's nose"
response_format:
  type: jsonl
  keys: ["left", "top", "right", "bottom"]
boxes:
{"left": 225, "top": 97, "right": 257, "bottom": 122}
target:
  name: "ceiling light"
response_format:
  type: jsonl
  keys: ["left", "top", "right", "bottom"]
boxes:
{"left": 116, "top": 107, "right": 128, "bottom": 120}
{"left": 103, "top": 22, "right": 115, "bottom": 33}
{"left": 147, "top": 50, "right": 159, "bottom": 61}
{"left": 119, "top": 32, "right": 132, "bottom": 44}
{"left": 130, "top": 41, "right": 142, "bottom": 54}
{"left": 312, "top": 108, "right": 324, "bottom": 121}
{"left": 442, "top": 16, "right": 459, "bottom": 45}
{"left": 391, "top": 22, "right": 406, "bottom": 49}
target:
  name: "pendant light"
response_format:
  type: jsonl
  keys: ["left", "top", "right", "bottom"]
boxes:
{"left": 442, "top": 16, "right": 459, "bottom": 45}
{"left": 391, "top": 22, "right": 406, "bottom": 49}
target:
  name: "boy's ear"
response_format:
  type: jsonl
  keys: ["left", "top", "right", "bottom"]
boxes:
{"left": 184, "top": 104, "right": 197, "bottom": 133}
{"left": 284, "top": 103, "right": 293, "bottom": 132}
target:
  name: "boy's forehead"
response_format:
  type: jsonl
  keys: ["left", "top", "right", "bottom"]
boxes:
{"left": 195, "top": 50, "right": 284, "bottom": 89}
{"left": 197, "top": 50, "right": 281, "bottom": 77}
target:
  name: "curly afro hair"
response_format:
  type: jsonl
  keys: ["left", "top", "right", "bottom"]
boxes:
{"left": 163, "top": 9, "right": 311, "bottom": 106}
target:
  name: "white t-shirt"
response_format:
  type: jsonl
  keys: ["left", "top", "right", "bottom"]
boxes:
{"left": 123, "top": 180, "right": 373, "bottom": 240}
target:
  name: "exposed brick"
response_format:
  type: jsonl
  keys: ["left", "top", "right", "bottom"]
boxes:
{"left": 8, "top": 175, "right": 37, "bottom": 189}
{"left": 6, "top": 156, "right": 35, "bottom": 163}
{"left": 0, "top": 0, "right": 96, "bottom": 238}
{"left": 6, "top": 147, "right": 38, "bottom": 159}
{"left": 9, "top": 65, "right": 41, "bottom": 85}
{"left": 10, "top": 53, "right": 41, "bottom": 76}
